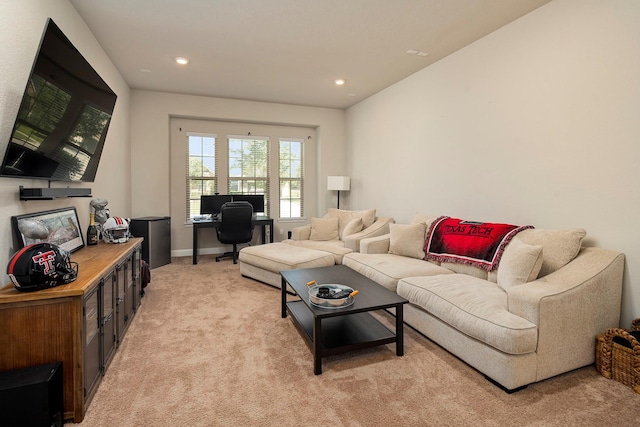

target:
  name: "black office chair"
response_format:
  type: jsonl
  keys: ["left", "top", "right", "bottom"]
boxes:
{"left": 215, "top": 201, "right": 254, "bottom": 264}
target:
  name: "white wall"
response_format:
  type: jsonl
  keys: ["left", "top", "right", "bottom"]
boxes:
{"left": 346, "top": 0, "right": 640, "bottom": 326}
{"left": 130, "top": 90, "right": 346, "bottom": 254}
{"left": 0, "top": 0, "right": 131, "bottom": 285}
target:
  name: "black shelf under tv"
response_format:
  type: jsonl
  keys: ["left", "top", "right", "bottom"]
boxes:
{"left": 19, "top": 186, "right": 92, "bottom": 200}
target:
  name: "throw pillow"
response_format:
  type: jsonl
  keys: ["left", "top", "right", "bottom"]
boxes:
{"left": 516, "top": 228, "right": 586, "bottom": 277}
{"left": 497, "top": 238, "right": 544, "bottom": 290}
{"left": 309, "top": 217, "right": 339, "bottom": 241}
{"left": 388, "top": 222, "right": 427, "bottom": 259}
{"left": 342, "top": 217, "right": 364, "bottom": 238}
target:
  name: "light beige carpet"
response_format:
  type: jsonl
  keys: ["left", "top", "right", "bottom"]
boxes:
{"left": 69, "top": 255, "right": 639, "bottom": 426}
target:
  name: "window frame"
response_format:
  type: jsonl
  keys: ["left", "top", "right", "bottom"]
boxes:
{"left": 186, "top": 132, "right": 217, "bottom": 220}
{"left": 278, "top": 138, "right": 304, "bottom": 219}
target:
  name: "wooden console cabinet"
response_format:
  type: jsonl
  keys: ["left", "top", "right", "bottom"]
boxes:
{"left": 0, "top": 238, "right": 143, "bottom": 423}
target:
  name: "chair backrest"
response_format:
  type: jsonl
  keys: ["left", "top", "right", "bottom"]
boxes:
{"left": 217, "top": 201, "right": 254, "bottom": 244}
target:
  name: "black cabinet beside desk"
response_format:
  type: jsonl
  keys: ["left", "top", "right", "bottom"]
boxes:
{"left": 192, "top": 216, "right": 274, "bottom": 264}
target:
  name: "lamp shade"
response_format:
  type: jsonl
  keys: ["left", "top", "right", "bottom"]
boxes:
{"left": 327, "top": 176, "right": 351, "bottom": 191}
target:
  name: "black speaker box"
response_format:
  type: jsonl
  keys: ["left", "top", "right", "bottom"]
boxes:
{"left": 0, "top": 362, "right": 63, "bottom": 427}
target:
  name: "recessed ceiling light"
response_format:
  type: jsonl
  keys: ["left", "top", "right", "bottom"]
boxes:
{"left": 417, "top": 52, "right": 429, "bottom": 57}
{"left": 175, "top": 57, "right": 189, "bottom": 65}
{"left": 140, "top": 68, "right": 151, "bottom": 73}
{"left": 335, "top": 79, "right": 346, "bottom": 85}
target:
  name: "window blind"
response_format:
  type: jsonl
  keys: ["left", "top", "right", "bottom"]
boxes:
{"left": 227, "top": 136, "right": 269, "bottom": 216}
{"left": 186, "top": 133, "right": 216, "bottom": 219}
{"left": 279, "top": 138, "right": 304, "bottom": 218}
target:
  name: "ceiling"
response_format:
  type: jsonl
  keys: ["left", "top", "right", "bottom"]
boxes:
{"left": 69, "top": 0, "right": 551, "bottom": 110}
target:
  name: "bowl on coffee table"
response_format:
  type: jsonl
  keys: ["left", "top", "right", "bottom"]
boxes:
{"left": 308, "top": 284, "right": 358, "bottom": 309}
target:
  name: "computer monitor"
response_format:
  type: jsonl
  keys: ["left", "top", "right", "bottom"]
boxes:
{"left": 200, "top": 194, "right": 232, "bottom": 216}
{"left": 232, "top": 194, "right": 265, "bottom": 214}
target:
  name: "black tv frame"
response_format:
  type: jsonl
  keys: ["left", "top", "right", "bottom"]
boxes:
{"left": 0, "top": 18, "right": 117, "bottom": 184}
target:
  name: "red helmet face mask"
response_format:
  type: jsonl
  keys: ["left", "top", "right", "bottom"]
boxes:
{"left": 7, "top": 243, "right": 78, "bottom": 292}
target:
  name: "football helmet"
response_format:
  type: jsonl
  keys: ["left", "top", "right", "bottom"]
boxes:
{"left": 7, "top": 243, "right": 78, "bottom": 292}
{"left": 102, "top": 216, "right": 130, "bottom": 243}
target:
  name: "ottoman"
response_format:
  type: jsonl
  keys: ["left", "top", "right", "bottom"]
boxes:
{"left": 239, "top": 242, "right": 335, "bottom": 289}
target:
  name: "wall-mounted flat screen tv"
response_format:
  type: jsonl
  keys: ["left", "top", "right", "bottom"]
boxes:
{"left": 0, "top": 18, "right": 117, "bottom": 183}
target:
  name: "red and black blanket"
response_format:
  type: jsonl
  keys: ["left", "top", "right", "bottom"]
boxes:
{"left": 424, "top": 216, "right": 533, "bottom": 271}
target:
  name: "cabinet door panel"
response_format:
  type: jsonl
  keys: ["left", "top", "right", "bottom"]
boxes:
{"left": 124, "top": 256, "right": 133, "bottom": 321}
{"left": 84, "top": 287, "right": 100, "bottom": 398}
{"left": 132, "top": 248, "right": 142, "bottom": 310}
{"left": 101, "top": 273, "right": 116, "bottom": 370}
{"left": 115, "top": 262, "right": 127, "bottom": 343}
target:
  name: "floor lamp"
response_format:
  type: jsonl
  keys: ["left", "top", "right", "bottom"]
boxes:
{"left": 327, "top": 176, "right": 351, "bottom": 209}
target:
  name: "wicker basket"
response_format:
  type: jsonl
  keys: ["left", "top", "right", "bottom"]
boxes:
{"left": 595, "top": 318, "right": 640, "bottom": 393}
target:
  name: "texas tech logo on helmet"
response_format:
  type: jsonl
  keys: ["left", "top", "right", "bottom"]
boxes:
{"left": 31, "top": 249, "right": 56, "bottom": 275}
{"left": 7, "top": 243, "right": 78, "bottom": 292}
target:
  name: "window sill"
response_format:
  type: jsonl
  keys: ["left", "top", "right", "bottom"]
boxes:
{"left": 277, "top": 217, "right": 307, "bottom": 223}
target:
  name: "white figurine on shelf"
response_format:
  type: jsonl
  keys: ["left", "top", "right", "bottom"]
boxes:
{"left": 90, "top": 198, "right": 110, "bottom": 224}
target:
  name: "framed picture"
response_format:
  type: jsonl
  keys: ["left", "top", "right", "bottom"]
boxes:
{"left": 12, "top": 207, "right": 85, "bottom": 253}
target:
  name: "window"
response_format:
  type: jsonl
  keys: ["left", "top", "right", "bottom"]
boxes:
{"left": 228, "top": 137, "right": 269, "bottom": 215}
{"left": 177, "top": 120, "right": 312, "bottom": 223}
{"left": 187, "top": 133, "right": 216, "bottom": 219}
{"left": 279, "top": 139, "right": 304, "bottom": 218}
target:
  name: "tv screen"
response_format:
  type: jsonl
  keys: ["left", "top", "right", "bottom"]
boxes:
{"left": 200, "top": 194, "right": 232, "bottom": 216}
{"left": 0, "top": 18, "right": 117, "bottom": 182}
{"left": 233, "top": 194, "right": 265, "bottom": 214}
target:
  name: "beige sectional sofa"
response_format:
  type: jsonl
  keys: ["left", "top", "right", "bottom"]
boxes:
{"left": 342, "top": 213, "right": 625, "bottom": 391}
{"left": 238, "top": 208, "right": 393, "bottom": 288}
{"left": 285, "top": 208, "right": 394, "bottom": 256}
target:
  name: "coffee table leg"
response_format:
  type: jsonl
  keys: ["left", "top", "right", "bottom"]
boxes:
{"left": 396, "top": 304, "right": 404, "bottom": 356}
{"left": 313, "top": 317, "right": 322, "bottom": 375}
{"left": 281, "top": 277, "right": 288, "bottom": 318}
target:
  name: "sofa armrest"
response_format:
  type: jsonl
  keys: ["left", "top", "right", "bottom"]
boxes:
{"left": 507, "top": 247, "right": 625, "bottom": 379}
{"left": 344, "top": 216, "right": 394, "bottom": 252}
{"left": 290, "top": 224, "right": 311, "bottom": 240}
{"left": 359, "top": 233, "right": 391, "bottom": 254}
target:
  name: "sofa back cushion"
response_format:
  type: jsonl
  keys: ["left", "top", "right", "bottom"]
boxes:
{"left": 441, "top": 262, "right": 489, "bottom": 280}
{"left": 388, "top": 222, "right": 427, "bottom": 259}
{"left": 309, "top": 217, "right": 339, "bottom": 241}
{"left": 410, "top": 212, "right": 439, "bottom": 229}
{"left": 327, "top": 208, "right": 376, "bottom": 239}
{"left": 515, "top": 228, "right": 586, "bottom": 277}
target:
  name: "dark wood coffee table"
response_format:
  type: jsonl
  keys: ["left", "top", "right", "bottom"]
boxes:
{"left": 281, "top": 265, "right": 408, "bottom": 375}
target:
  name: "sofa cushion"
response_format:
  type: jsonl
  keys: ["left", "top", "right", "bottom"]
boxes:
{"left": 327, "top": 208, "right": 376, "bottom": 238}
{"left": 343, "top": 252, "right": 453, "bottom": 292}
{"left": 283, "top": 239, "right": 352, "bottom": 264}
{"left": 343, "top": 217, "right": 364, "bottom": 238}
{"left": 309, "top": 217, "right": 339, "bottom": 241}
{"left": 397, "top": 274, "right": 538, "bottom": 354}
{"left": 515, "top": 228, "right": 586, "bottom": 277}
{"left": 239, "top": 243, "right": 335, "bottom": 273}
{"left": 388, "top": 222, "right": 426, "bottom": 259}
{"left": 496, "top": 239, "right": 543, "bottom": 290}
